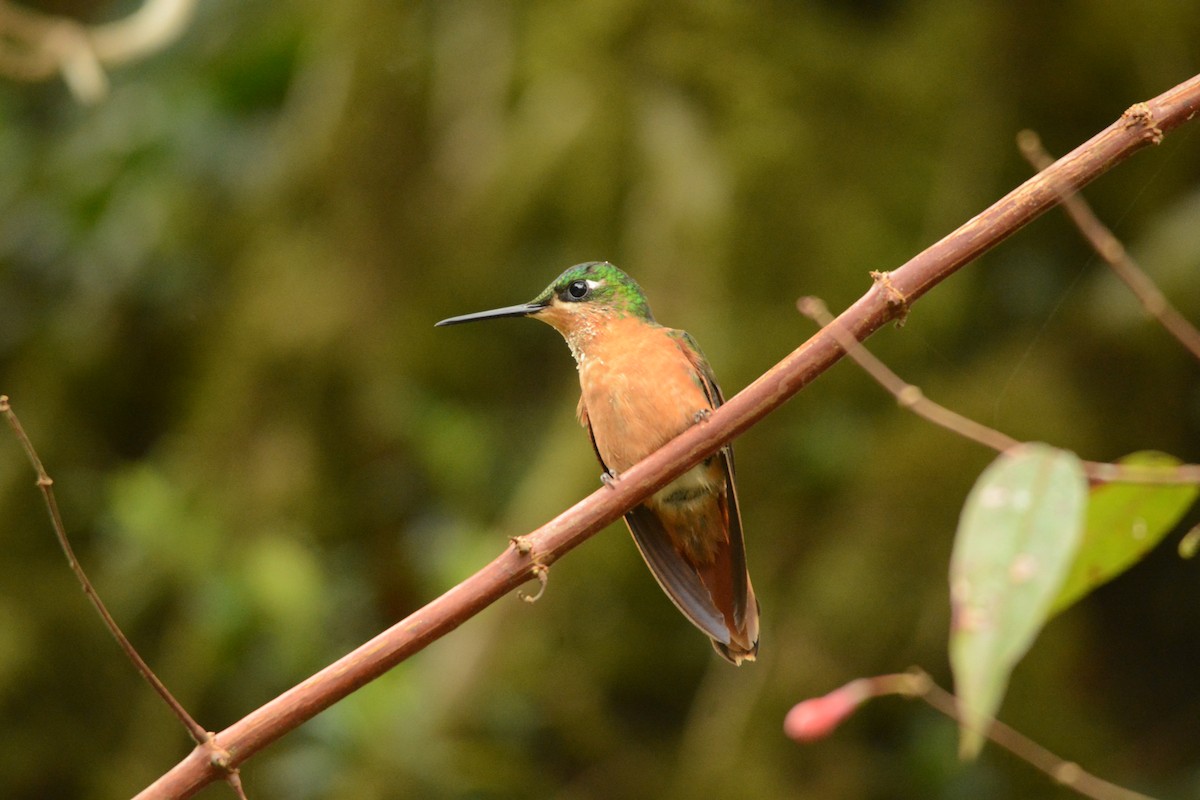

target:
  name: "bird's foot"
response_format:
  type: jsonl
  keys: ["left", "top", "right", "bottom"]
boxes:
{"left": 693, "top": 408, "right": 712, "bottom": 424}
{"left": 601, "top": 470, "right": 620, "bottom": 489}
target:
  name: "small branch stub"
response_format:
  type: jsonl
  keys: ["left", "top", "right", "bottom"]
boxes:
{"left": 518, "top": 565, "right": 549, "bottom": 604}
{"left": 1121, "top": 102, "right": 1164, "bottom": 144}
{"left": 870, "top": 270, "right": 911, "bottom": 326}
{"left": 509, "top": 536, "right": 550, "bottom": 602}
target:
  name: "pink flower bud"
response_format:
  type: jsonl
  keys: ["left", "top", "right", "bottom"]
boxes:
{"left": 784, "top": 680, "right": 869, "bottom": 743}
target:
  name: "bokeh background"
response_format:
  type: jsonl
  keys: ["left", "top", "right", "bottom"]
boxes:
{"left": 2, "top": 1, "right": 1199, "bottom": 798}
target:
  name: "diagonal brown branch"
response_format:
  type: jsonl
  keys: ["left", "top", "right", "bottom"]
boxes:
{"left": 123, "top": 73, "right": 1200, "bottom": 798}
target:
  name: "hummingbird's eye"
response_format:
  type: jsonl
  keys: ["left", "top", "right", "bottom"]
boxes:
{"left": 566, "top": 280, "right": 590, "bottom": 301}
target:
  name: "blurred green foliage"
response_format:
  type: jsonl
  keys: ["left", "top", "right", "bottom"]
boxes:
{"left": 1, "top": 1, "right": 1199, "bottom": 798}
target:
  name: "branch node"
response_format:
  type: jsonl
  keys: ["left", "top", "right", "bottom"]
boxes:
{"left": 509, "top": 535, "right": 534, "bottom": 555}
{"left": 1122, "top": 102, "right": 1164, "bottom": 144}
{"left": 1052, "top": 761, "right": 1083, "bottom": 786}
{"left": 200, "top": 733, "right": 249, "bottom": 800}
{"left": 870, "top": 270, "right": 910, "bottom": 326}
{"left": 1098, "top": 238, "right": 1125, "bottom": 263}
{"left": 203, "top": 732, "right": 232, "bottom": 770}
{"left": 900, "top": 666, "right": 933, "bottom": 697}
{"left": 895, "top": 385, "right": 924, "bottom": 409}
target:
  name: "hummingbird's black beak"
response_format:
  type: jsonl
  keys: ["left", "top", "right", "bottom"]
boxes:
{"left": 435, "top": 302, "right": 546, "bottom": 327}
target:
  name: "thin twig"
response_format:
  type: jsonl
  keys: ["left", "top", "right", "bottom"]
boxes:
{"left": 797, "top": 296, "right": 1200, "bottom": 486}
{"left": 0, "top": 396, "right": 249, "bottom": 791}
{"left": 132, "top": 73, "right": 1200, "bottom": 799}
{"left": 790, "top": 670, "right": 1155, "bottom": 799}
{"left": 1017, "top": 129, "right": 1200, "bottom": 362}
{"left": 896, "top": 670, "right": 1157, "bottom": 800}
{"left": 0, "top": 0, "right": 197, "bottom": 103}
{"left": 797, "top": 295, "right": 1020, "bottom": 453}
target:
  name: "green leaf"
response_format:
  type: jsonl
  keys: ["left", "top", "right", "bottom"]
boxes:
{"left": 949, "top": 443, "right": 1087, "bottom": 759}
{"left": 1050, "top": 451, "right": 1198, "bottom": 616}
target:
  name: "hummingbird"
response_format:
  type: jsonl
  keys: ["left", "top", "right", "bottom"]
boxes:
{"left": 436, "top": 261, "right": 759, "bottom": 664}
